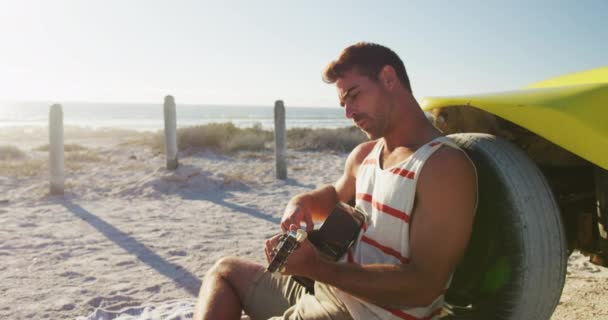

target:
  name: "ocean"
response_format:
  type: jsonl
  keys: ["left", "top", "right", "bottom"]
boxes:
{"left": 0, "top": 101, "right": 352, "bottom": 131}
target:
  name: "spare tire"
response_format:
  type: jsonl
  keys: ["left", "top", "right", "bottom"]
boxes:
{"left": 442, "top": 133, "right": 567, "bottom": 320}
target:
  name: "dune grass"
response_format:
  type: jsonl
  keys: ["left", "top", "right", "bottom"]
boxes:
{"left": 65, "top": 151, "right": 103, "bottom": 163}
{"left": 287, "top": 126, "right": 366, "bottom": 152}
{"left": 0, "top": 144, "right": 105, "bottom": 177}
{"left": 0, "top": 145, "right": 41, "bottom": 177}
{"left": 33, "top": 143, "right": 89, "bottom": 152}
{"left": 0, "top": 159, "right": 45, "bottom": 177}
{"left": 133, "top": 123, "right": 366, "bottom": 154}
{"left": 0, "top": 124, "right": 365, "bottom": 177}
{"left": 0, "top": 145, "right": 26, "bottom": 160}
{"left": 177, "top": 123, "right": 273, "bottom": 152}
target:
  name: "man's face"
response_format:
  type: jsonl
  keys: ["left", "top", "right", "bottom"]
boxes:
{"left": 335, "top": 70, "right": 392, "bottom": 140}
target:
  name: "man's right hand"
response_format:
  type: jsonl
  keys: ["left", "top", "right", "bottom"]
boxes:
{"left": 280, "top": 184, "right": 346, "bottom": 232}
{"left": 281, "top": 199, "right": 314, "bottom": 232}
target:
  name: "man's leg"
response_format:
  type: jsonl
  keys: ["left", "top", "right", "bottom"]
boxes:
{"left": 269, "top": 282, "right": 353, "bottom": 320}
{"left": 193, "top": 256, "right": 265, "bottom": 320}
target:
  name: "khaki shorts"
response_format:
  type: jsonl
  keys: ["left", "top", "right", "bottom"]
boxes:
{"left": 243, "top": 270, "right": 353, "bottom": 320}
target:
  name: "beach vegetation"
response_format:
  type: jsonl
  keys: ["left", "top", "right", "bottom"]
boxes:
{"left": 225, "top": 131, "right": 269, "bottom": 152}
{"left": 287, "top": 126, "right": 366, "bottom": 152}
{"left": 0, "top": 145, "right": 26, "bottom": 160}
{"left": 131, "top": 123, "right": 366, "bottom": 154}
{"left": 0, "top": 144, "right": 43, "bottom": 178}
{"left": 33, "top": 143, "right": 90, "bottom": 152}
{"left": 177, "top": 122, "right": 273, "bottom": 152}
{"left": 0, "top": 159, "right": 45, "bottom": 177}
{"left": 222, "top": 171, "right": 258, "bottom": 187}
{"left": 65, "top": 151, "right": 103, "bottom": 163}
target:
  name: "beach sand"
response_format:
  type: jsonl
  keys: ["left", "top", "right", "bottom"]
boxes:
{"left": 0, "top": 131, "right": 606, "bottom": 319}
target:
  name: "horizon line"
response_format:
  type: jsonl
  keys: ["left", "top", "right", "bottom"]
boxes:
{"left": 0, "top": 98, "right": 340, "bottom": 109}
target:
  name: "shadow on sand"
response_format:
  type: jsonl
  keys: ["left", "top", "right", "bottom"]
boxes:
{"left": 176, "top": 186, "right": 282, "bottom": 225}
{"left": 155, "top": 164, "right": 315, "bottom": 226}
{"left": 63, "top": 200, "right": 201, "bottom": 296}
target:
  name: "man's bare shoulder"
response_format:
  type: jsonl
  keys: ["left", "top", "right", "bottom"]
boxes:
{"left": 349, "top": 140, "right": 379, "bottom": 164}
{"left": 423, "top": 145, "right": 475, "bottom": 178}
{"left": 342, "top": 140, "right": 379, "bottom": 179}
{"left": 417, "top": 145, "right": 477, "bottom": 212}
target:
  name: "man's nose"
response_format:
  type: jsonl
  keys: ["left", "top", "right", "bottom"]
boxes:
{"left": 344, "top": 103, "right": 356, "bottom": 119}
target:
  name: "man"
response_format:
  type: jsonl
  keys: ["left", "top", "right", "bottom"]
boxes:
{"left": 194, "top": 42, "right": 477, "bottom": 320}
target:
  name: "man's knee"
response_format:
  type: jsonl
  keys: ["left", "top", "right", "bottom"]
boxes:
{"left": 205, "top": 256, "right": 243, "bottom": 280}
{"left": 205, "top": 256, "right": 264, "bottom": 285}
{"left": 203, "top": 256, "right": 265, "bottom": 299}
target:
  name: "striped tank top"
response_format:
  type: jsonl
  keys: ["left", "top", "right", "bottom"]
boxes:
{"left": 334, "top": 136, "right": 463, "bottom": 320}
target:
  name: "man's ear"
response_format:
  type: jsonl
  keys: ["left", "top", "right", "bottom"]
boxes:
{"left": 379, "top": 65, "right": 397, "bottom": 90}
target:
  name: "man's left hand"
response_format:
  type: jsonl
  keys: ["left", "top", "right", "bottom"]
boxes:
{"left": 264, "top": 225, "right": 321, "bottom": 277}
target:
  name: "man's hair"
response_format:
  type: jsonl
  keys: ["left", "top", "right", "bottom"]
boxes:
{"left": 322, "top": 42, "right": 412, "bottom": 93}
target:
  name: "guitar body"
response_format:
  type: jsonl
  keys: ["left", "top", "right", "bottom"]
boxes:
{"left": 292, "top": 202, "right": 366, "bottom": 292}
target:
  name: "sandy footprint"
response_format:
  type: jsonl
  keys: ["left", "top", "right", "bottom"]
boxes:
{"left": 87, "top": 295, "right": 141, "bottom": 311}
{"left": 115, "top": 259, "right": 137, "bottom": 267}
{"left": 18, "top": 222, "right": 37, "bottom": 228}
{"left": 59, "top": 271, "right": 84, "bottom": 279}
{"left": 168, "top": 249, "right": 187, "bottom": 257}
{"left": 144, "top": 284, "right": 162, "bottom": 293}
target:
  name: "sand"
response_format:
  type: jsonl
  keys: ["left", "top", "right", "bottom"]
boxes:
{"left": 0, "top": 131, "right": 606, "bottom": 319}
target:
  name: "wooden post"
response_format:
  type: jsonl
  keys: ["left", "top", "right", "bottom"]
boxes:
{"left": 49, "top": 104, "right": 64, "bottom": 195}
{"left": 164, "top": 95, "right": 178, "bottom": 170}
{"left": 274, "top": 100, "right": 287, "bottom": 180}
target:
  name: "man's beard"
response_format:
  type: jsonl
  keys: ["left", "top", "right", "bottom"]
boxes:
{"left": 360, "top": 125, "right": 378, "bottom": 140}
{"left": 355, "top": 114, "right": 385, "bottom": 140}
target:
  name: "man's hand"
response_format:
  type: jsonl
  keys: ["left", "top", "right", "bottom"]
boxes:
{"left": 265, "top": 225, "right": 321, "bottom": 277}
{"left": 281, "top": 199, "right": 314, "bottom": 232}
{"left": 265, "top": 233, "right": 283, "bottom": 264}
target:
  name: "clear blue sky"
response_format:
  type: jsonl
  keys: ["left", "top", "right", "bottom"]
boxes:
{"left": 1, "top": 0, "right": 606, "bottom": 107}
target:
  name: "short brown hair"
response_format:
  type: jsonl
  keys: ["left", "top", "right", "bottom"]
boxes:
{"left": 322, "top": 42, "right": 412, "bottom": 93}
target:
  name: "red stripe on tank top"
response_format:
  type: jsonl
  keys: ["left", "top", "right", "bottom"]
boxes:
{"left": 360, "top": 235, "right": 409, "bottom": 264}
{"left": 356, "top": 193, "right": 410, "bottom": 223}
{"left": 388, "top": 167, "right": 416, "bottom": 179}
{"left": 384, "top": 306, "right": 443, "bottom": 320}
{"left": 356, "top": 193, "right": 373, "bottom": 202}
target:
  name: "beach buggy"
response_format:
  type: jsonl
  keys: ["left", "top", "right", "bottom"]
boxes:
{"left": 422, "top": 67, "right": 608, "bottom": 319}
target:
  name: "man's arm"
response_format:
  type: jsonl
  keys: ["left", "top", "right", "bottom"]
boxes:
{"left": 283, "top": 147, "right": 477, "bottom": 308}
{"left": 280, "top": 185, "right": 339, "bottom": 232}
{"left": 280, "top": 141, "right": 376, "bottom": 231}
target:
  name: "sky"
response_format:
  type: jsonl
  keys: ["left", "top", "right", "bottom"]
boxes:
{"left": 0, "top": 0, "right": 606, "bottom": 107}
